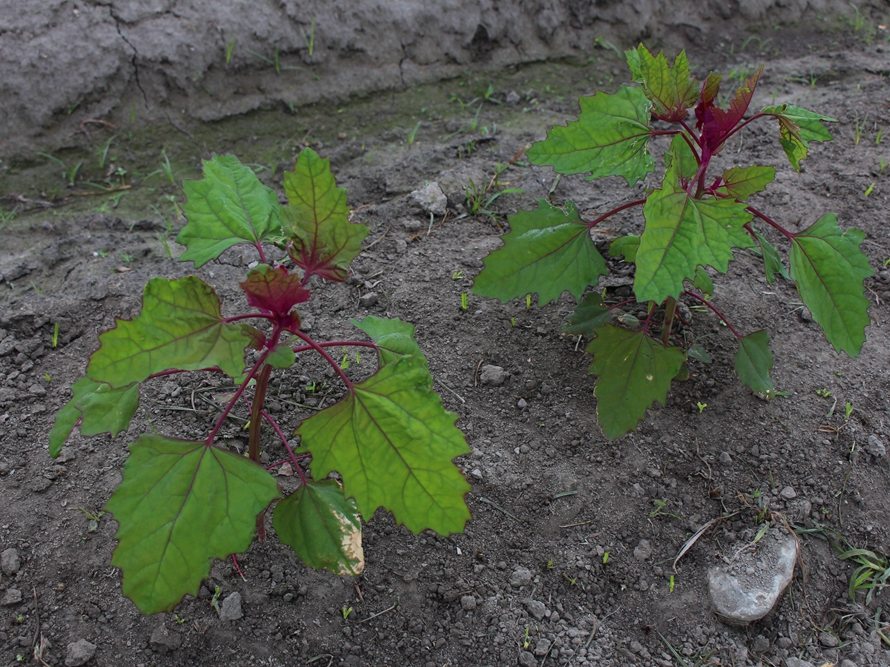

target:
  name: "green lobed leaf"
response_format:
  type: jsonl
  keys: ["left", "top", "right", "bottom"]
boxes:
{"left": 735, "top": 329, "right": 774, "bottom": 396}
{"left": 350, "top": 315, "right": 427, "bottom": 370}
{"left": 789, "top": 214, "right": 873, "bottom": 356}
{"left": 667, "top": 134, "right": 699, "bottom": 183}
{"left": 296, "top": 356, "right": 471, "bottom": 535}
{"left": 609, "top": 235, "right": 640, "bottom": 262}
{"left": 273, "top": 479, "right": 364, "bottom": 576}
{"left": 177, "top": 154, "right": 281, "bottom": 267}
{"left": 267, "top": 343, "right": 296, "bottom": 369}
{"left": 87, "top": 276, "right": 249, "bottom": 387}
{"left": 526, "top": 85, "right": 654, "bottom": 186}
{"left": 634, "top": 162, "right": 754, "bottom": 304}
{"left": 586, "top": 324, "right": 686, "bottom": 439}
{"left": 472, "top": 200, "right": 608, "bottom": 305}
{"left": 51, "top": 377, "right": 141, "bottom": 457}
{"left": 761, "top": 104, "right": 835, "bottom": 171}
{"left": 687, "top": 343, "right": 711, "bottom": 363}
{"left": 693, "top": 266, "right": 714, "bottom": 296}
{"left": 752, "top": 229, "right": 789, "bottom": 284}
{"left": 719, "top": 165, "right": 776, "bottom": 200}
{"left": 625, "top": 46, "right": 699, "bottom": 122}
{"left": 282, "top": 148, "right": 370, "bottom": 282}
{"left": 105, "top": 435, "right": 281, "bottom": 614}
{"left": 561, "top": 292, "right": 611, "bottom": 336}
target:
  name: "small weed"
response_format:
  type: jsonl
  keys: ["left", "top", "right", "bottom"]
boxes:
{"left": 669, "top": 575, "right": 675, "bottom": 592}
{"left": 864, "top": 182, "right": 874, "bottom": 197}
{"left": 525, "top": 294, "right": 532, "bottom": 311}
{"left": 407, "top": 121, "right": 422, "bottom": 146}
{"left": 39, "top": 153, "right": 83, "bottom": 186}
{"left": 341, "top": 606, "right": 353, "bottom": 620}
{"left": 52, "top": 322, "right": 59, "bottom": 349}
{"left": 0, "top": 206, "right": 17, "bottom": 230}
{"left": 844, "top": 402, "right": 853, "bottom": 421}
{"left": 146, "top": 149, "right": 176, "bottom": 185}
{"left": 696, "top": 401, "right": 707, "bottom": 413}
{"left": 96, "top": 135, "right": 116, "bottom": 169}
{"left": 510, "top": 317, "right": 517, "bottom": 327}
{"left": 817, "top": 388, "right": 832, "bottom": 397}
{"left": 451, "top": 270, "right": 463, "bottom": 280}
{"left": 877, "top": 127, "right": 885, "bottom": 145}
{"left": 460, "top": 293, "right": 468, "bottom": 311}
{"left": 226, "top": 38, "right": 236, "bottom": 64}
{"left": 120, "top": 252, "right": 134, "bottom": 263}
{"left": 522, "top": 627, "right": 532, "bottom": 650}
{"left": 173, "top": 613, "right": 187, "bottom": 624}
{"left": 302, "top": 17, "right": 316, "bottom": 57}
{"left": 210, "top": 586, "right": 222, "bottom": 615}
{"left": 602, "top": 551, "right": 610, "bottom": 564}
{"left": 44, "top": 373, "right": 51, "bottom": 383}
{"left": 649, "top": 499, "right": 682, "bottom": 520}
{"left": 854, "top": 114, "right": 867, "bottom": 146}
{"left": 879, "top": 157, "right": 887, "bottom": 174}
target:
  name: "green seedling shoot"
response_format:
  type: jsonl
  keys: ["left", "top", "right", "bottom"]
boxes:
{"left": 864, "top": 182, "right": 874, "bottom": 197}
{"left": 844, "top": 402, "right": 853, "bottom": 421}
{"left": 473, "top": 45, "right": 871, "bottom": 439}
{"left": 602, "top": 551, "right": 610, "bottom": 564}
{"left": 697, "top": 401, "right": 707, "bottom": 413}
{"left": 669, "top": 575, "right": 675, "bottom": 592}
{"left": 460, "top": 292, "right": 468, "bottom": 311}
{"left": 49, "top": 150, "right": 471, "bottom": 615}
{"left": 817, "top": 388, "right": 831, "bottom": 397}
{"left": 52, "top": 322, "right": 59, "bottom": 349}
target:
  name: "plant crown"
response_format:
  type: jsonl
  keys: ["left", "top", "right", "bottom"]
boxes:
{"left": 50, "top": 149, "right": 471, "bottom": 614}
{"left": 473, "top": 46, "right": 873, "bottom": 439}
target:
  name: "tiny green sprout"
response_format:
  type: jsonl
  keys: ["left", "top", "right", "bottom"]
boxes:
{"left": 880, "top": 157, "right": 887, "bottom": 174}
{"left": 546, "top": 558, "right": 555, "bottom": 569}
{"left": 817, "top": 388, "right": 832, "bottom": 398}
{"left": 44, "top": 373, "right": 51, "bottom": 383}
{"left": 407, "top": 121, "right": 422, "bottom": 146}
{"left": 844, "top": 402, "right": 853, "bottom": 421}
{"left": 884, "top": 257, "right": 890, "bottom": 268}
{"left": 210, "top": 586, "right": 222, "bottom": 615}
{"left": 835, "top": 370, "right": 842, "bottom": 376}
{"left": 864, "top": 182, "right": 875, "bottom": 197}
{"left": 52, "top": 322, "right": 59, "bottom": 349}
{"left": 341, "top": 606, "right": 353, "bottom": 620}
{"left": 510, "top": 317, "right": 517, "bottom": 327}
{"left": 16, "top": 654, "right": 24, "bottom": 662}
{"left": 563, "top": 573, "right": 578, "bottom": 586}
{"left": 525, "top": 294, "right": 532, "bottom": 311}
{"left": 460, "top": 293, "right": 468, "bottom": 311}
{"left": 174, "top": 613, "right": 186, "bottom": 624}
{"left": 452, "top": 270, "right": 463, "bottom": 280}
{"left": 523, "top": 627, "right": 531, "bottom": 650}
{"left": 339, "top": 351, "right": 351, "bottom": 370}
{"left": 226, "top": 38, "right": 236, "bottom": 64}
{"left": 120, "top": 251, "right": 134, "bottom": 263}
{"left": 697, "top": 401, "right": 707, "bottom": 413}
{"left": 877, "top": 127, "right": 885, "bottom": 145}
{"left": 16, "top": 614, "right": 24, "bottom": 623}
{"left": 602, "top": 551, "right": 610, "bottom": 565}
{"left": 669, "top": 575, "right": 675, "bottom": 592}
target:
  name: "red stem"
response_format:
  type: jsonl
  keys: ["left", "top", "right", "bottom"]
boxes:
{"left": 255, "top": 242, "right": 267, "bottom": 265}
{"left": 248, "top": 364, "right": 273, "bottom": 463}
{"left": 261, "top": 410, "right": 308, "bottom": 485}
{"left": 746, "top": 205, "right": 795, "bottom": 240}
{"left": 588, "top": 199, "right": 647, "bottom": 229}
{"left": 224, "top": 313, "right": 276, "bottom": 324}
{"left": 682, "top": 291, "right": 742, "bottom": 338}
{"left": 720, "top": 113, "right": 767, "bottom": 145}
{"left": 292, "top": 329, "right": 354, "bottom": 390}
{"left": 292, "top": 340, "right": 379, "bottom": 354}
{"left": 608, "top": 298, "right": 638, "bottom": 311}
{"left": 679, "top": 120, "right": 701, "bottom": 146}
{"left": 204, "top": 348, "right": 272, "bottom": 446}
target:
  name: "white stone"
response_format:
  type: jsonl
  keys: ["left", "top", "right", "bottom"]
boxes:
{"left": 410, "top": 182, "right": 447, "bottom": 216}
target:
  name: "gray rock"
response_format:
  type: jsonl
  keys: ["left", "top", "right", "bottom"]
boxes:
{"left": 505, "top": 90, "right": 521, "bottom": 105}
{"left": 480, "top": 365, "right": 507, "bottom": 386}
{"left": 517, "top": 398, "right": 528, "bottom": 409}
{"left": 633, "top": 539, "right": 653, "bottom": 561}
{"left": 149, "top": 624, "right": 182, "bottom": 653}
{"left": 708, "top": 528, "right": 798, "bottom": 625}
{"left": 783, "top": 658, "right": 815, "bottom": 667}
{"left": 460, "top": 595, "right": 477, "bottom": 611}
{"left": 1, "top": 588, "right": 22, "bottom": 606}
{"left": 818, "top": 632, "right": 839, "bottom": 647}
{"left": 525, "top": 599, "right": 547, "bottom": 620}
{"left": 534, "top": 638, "right": 551, "bottom": 656}
{"left": 518, "top": 651, "right": 537, "bottom": 667}
{"left": 799, "top": 307, "right": 813, "bottom": 322}
{"left": 752, "top": 634, "right": 770, "bottom": 652}
{"left": 410, "top": 182, "right": 447, "bottom": 216}
{"left": 779, "top": 486, "right": 797, "bottom": 500}
{"left": 359, "top": 292, "right": 378, "bottom": 307}
{"left": 1, "top": 548, "right": 21, "bottom": 574}
{"left": 64, "top": 638, "right": 97, "bottom": 666}
{"left": 218, "top": 591, "right": 243, "bottom": 621}
{"left": 509, "top": 566, "right": 532, "bottom": 587}
{"left": 865, "top": 434, "right": 886, "bottom": 458}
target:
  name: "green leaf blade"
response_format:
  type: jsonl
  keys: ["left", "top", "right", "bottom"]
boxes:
{"left": 587, "top": 324, "right": 685, "bottom": 439}
{"left": 790, "top": 214, "right": 873, "bottom": 356}
{"left": 273, "top": 479, "right": 364, "bottom": 576}
{"left": 735, "top": 330, "right": 774, "bottom": 396}
{"left": 608, "top": 234, "right": 640, "bottom": 263}
{"left": 51, "top": 377, "right": 141, "bottom": 457}
{"left": 752, "top": 229, "right": 789, "bottom": 284}
{"left": 178, "top": 154, "right": 281, "bottom": 267}
{"left": 625, "top": 46, "right": 699, "bottom": 122}
{"left": 761, "top": 104, "right": 835, "bottom": 171}
{"left": 87, "top": 277, "right": 249, "bottom": 387}
{"left": 527, "top": 85, "right": 654, "bottom": 186}
{"left": 296, "top": 356, "right": 471, "bottom": 536}
{"left": 634, "top": 172, "right": 753, "bottom": 303}
{"left": 472, "top": 200, "right": 608, "bottom": 305}
{"left": 350, "top": 316, "right": 427, "bottom": 369}
{"left": 561, "top": 292, "right": 611, "bottom": 336}
{"left": 283, "top": 148, "right": 370, "bottom": 282}
{"left": 105, "top": 436, "right": 281, "bottom": 614}
{"left": 719, "top": 165, "right": 776, "bottom": 200}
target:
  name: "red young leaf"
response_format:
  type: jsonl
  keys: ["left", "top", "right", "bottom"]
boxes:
{"left": 699, "top": 67, "right": 763, "bottom": 153}
{"left": 694, "top": 72, "right": 722, "bottom": 130}
{"left": 239, "top": 264, "right": 309, "bottom": 328}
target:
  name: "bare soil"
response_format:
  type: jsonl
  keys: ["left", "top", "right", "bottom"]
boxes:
{"left": 1, "top": 25, "right": 890, "bottom": 667}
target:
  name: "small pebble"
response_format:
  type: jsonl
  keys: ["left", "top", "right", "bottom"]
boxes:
{"left": 517, "top": 398, "right": 528, "bottom": 409}
{"left": 779, "top": 486, "right": 797, "bottom": 500}
{"left": 65, "top": 639, "right": 97, "bottom": 667}
{"left": 1, "top": 548, "right": 21, "bottom": 575}
{"left": 460, "top": 595, "right": 477, "bottom": 611}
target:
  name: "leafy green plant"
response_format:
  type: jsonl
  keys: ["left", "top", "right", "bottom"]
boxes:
{"left": 39, "top": 153, "right": 83, "bottom": 186}
{"left": 473, "top": 46, "right": 873, "bottom": 439}
{"left": 50, "top": 149, "right": 471, "bottom": 614}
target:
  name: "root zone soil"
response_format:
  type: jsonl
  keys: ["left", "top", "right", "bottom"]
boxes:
{"left": 0, "top": 27, "right": 889, "bottom": 667}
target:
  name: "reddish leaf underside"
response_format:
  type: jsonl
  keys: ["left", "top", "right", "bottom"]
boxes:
{"left": 699, "top": 67, "right": 763, "bottom": 153}
{"left": 239, "top": 264, "right": 308, "bottom": 330}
